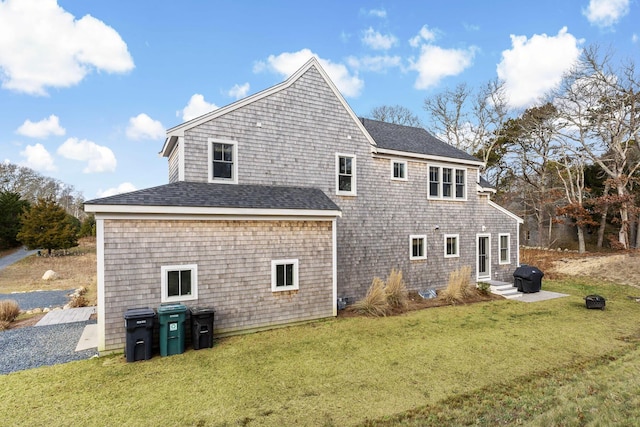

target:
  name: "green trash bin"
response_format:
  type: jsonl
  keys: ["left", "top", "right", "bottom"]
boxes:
{"left": 157, "top": 303, "right": 188, "bottom": 356}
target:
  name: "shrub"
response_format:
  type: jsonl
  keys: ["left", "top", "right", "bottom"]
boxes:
{"left": 477, "top": 281, "right": 491, "bottom": 295}
{"left": 439, "top": 266, "right": 473, "bottom": 304}
{"left": 350, "top": 277, "right": 389, "bottom": 317}
{"left": 0, "top": 299, "right": 21, "bottom": 323}
{"left": 385, "top": 268, "right": 408, "bottom": 310}
{"left": 68, "top": 295, "right": 89, "bottom": 308}
{"left": 0, "top": 320, "right": 11, "bottom": 331}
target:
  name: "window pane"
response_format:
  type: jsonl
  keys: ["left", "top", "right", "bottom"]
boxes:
{"left": 394, "top": 162, "right": 404, "bottom": 178}
{"left": 213, "top": 162, "right": 233, "bottom": 179}
{"left": 456, "top": 170, "right": 465, "bottom": 198}
{"left": 167, "top": 271, "right": 180, "bottom": 297}
{"left": 213, "top": 144, "right": 223, "bottom": 161}
{"left": 285, "top": 264, "right": 293, "bottom": 286}
{"left": 412, "top": 238, "right": 423, "bottom": 257}
{"left": 276, "top": 264, "right": 285, "bottom": 287}
{"left": 180, "top": 270, "right": 191, "bottom": 296}
{"left": 447, "top": 237, "right": 456, "bottom": 255}
{"left": 339, "top": 175, "right": 351, "bottom": 191}
{"left": 429, "top": 167, "right": 439, "bottom": 196}
{"left": 223, "top": 144, "right": 233, "bottom": 162}
{"left": 442, "top": 168, "right": 452, "bottom": 197}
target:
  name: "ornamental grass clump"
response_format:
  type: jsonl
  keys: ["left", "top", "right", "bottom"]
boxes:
{"left": 439, "top": 265, "right": 473, "bottom": 304}
{"left": 385, "top": 268, "right": 409, "bottom": 310}
{"left": 0, "top": 299, "right": 20, "bottom": 330}
{"left": 350, "top": 277, "right": 389, "bottom": 317}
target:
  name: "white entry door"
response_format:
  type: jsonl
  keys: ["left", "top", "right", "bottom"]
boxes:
{"left": 477, "top": 234, "right": 491, "bottom": 280}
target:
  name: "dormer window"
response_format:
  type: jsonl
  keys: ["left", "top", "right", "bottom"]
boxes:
{"left": 208, "top": 138, "right": 238, "bottom": 184}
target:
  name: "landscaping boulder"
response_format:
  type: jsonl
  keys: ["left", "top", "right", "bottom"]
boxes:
{"left": 42, "top": 270, "right": 57, "bottom": 281}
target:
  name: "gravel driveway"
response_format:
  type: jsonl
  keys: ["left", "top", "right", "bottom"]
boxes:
{"left": 0, "top": 320, "right": 98, "bottom": 375}
{"left": 0, "top": 289, "right": 74, "bottom": 310}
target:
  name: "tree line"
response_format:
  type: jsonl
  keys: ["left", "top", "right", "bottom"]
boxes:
{"left": 0, "top": 163, "right": 94, "bottom": 253}
{"left": 369, "top": 46, "right": 639, "bottom": 253}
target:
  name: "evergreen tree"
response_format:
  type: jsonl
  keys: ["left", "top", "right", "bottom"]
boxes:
{"left": 79, "top": 214, "right": 96, "bottom": 237}
{"left": 17, "top": 197, "right": 78, "bottom": 255}
{"left": 0, "top": 191, "right": 29, "bottom": 249}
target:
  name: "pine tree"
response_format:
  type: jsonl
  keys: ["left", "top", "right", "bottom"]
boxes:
{"left": 0, "top": 191, "right": 29, "bottom": 249}
{"left": 17, "top": 197, "right": 78, "bottom": 255}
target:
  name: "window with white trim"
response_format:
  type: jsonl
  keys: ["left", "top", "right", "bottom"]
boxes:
{"left": 161, "top": 264, "right": 198, "bottom": 303}
{"left": 208, "top": 138, "right": 238, "bottom": 183}
{"left": 428, "top": 165, "right": 466, "bottom": 200}
{"left": 391, "top": 160, "right": 407, "bottom": 181}
{"left": 499, "top": 233, "right": 511, "bottom": 264}
{"left": 410, "top": 235, "right": 427, "bottom": 260}
{"left": 336, "top": 153, "right": 356, "bottom": 195}
{"left": 444, "top": 234, "right": 459, "bottom": 258}
{"left": 271, "top": 259, "right": 299, "bottom": 292}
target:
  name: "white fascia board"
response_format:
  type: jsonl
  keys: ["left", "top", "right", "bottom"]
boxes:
{"left": 488, "top": 200, "right": 524, "bottom": 224}
{"left": 162, "top": 57, "right": 376, "bottom": 157}
{"left": 85, "top": 204, "right": 342, "bottom": 218}
{"left": 93, "top": 213, "right": 339, "bottom": 222}
{"left": 476, "top": 182, "right": 497, "bottom": 194}
{"left": 372, "top": 147, "right": 485, "bottom": 168}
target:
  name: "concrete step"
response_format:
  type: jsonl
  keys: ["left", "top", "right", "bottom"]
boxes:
{"left": 487, "top": 282, "right": 523, "bottom": 299}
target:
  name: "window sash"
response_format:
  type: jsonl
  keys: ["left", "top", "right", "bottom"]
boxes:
{"left": 392, "top": 161, "right": 406, "bottom": 179}
{"left": 429, "top": 167, "right": 439, "bottom": 197}
{"left": 499, "top": 234, "right": 510, "bottom": 263}
{"left": 455, "top": 170, "right": 465, "bottom": 198}
{"left": 446, "top": 236, "right": 458, "bottom": 256}
{"left": 410, "top": 235, "right": 427, "bottom": 260}
{"left": 271, "top": 259, "right": 299, "bottom": 291}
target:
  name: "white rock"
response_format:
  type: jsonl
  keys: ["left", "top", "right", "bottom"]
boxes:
{"left": 42, "top": 307, "right": 50, "bottom": 313}
{"left": 42, "top": 270, "right": 57, "bottom": 280}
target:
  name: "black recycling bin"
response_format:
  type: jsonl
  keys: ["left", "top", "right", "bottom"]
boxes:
{"left": 124, "top": 307, "right": 155, "bottom": 362}
{"left": 513, "top": 265, "right": 544, "bottom": 293}
{"left": 190, "top": 307, "right": 215, "bottom": 350}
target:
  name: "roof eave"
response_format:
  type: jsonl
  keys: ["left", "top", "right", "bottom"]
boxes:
{"left": 372, "top": 147, "right": 484, "bottom": 167}
{"left": 84, "top": 204, "right": 342, "bottom": 218}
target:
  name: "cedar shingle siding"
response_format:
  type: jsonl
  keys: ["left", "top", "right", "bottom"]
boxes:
{"left": 86, "top": 59, "right": 521, "bottom": 352}
{"left": 102, "top": 219, "right": 334, "bottom": 351}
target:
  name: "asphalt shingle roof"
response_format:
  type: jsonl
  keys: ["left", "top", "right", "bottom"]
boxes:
{"left": 85, "top": 181, "right": 340, "bottom": 211}
{"left": 360, "top": 118, "right": 481, "bottom": 163}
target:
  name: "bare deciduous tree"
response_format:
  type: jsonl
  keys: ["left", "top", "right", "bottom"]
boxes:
{"left": 367, "top": 105, "right": 423, "bottom": 127}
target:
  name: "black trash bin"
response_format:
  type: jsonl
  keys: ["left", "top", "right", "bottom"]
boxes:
{"left": 513, "top": 265, "right": 544, "bottom": 293}
{"left": 190, "top": 307, "right": 215, "bottom": 350}
{"left": 123, "top": 307, "right": 155, "bottom": 362}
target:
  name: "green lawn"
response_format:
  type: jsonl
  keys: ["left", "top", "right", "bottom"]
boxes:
{"left": 1, "top": 277, "right": 640, "bottom": 426}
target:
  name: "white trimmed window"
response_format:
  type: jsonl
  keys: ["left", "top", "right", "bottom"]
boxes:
{"left": 336, "top": 153, "right": 356, "bottom": 196}
{"left": 499, "top": 233, "right": 511, "bottom": 264}
{"left": 208, "top": 138, "right": 238, "bottom": 184}
{"left": 428, "top": 165, "right": 466, "bottom": 200}
{"left": 271, "top": 259, "right": 299, "bottom": 292}
{"left": 444, "top": 234, "right": 459, "bottom": 258}
{"left": 161, "top": 264, "right": 198, "bottom": 303}
{"left": 391, "top": 160, "right": 407, "bottom": 181}
{"left": 410, "top": 235, "right": 427, "bottom": 260}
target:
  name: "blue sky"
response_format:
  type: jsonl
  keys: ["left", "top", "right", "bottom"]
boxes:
{"left": 0, "top": 0, "right": 637, "bottom": 200}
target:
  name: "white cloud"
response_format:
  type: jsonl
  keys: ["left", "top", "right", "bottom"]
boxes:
{"left": 410, "top": 45, "right": 477, "bottom": 89}
{"left": 96, "top": 182, "right": 136, "bottom": 198}
{"left": 19, "top": 143, "right": 56, "bottom": 171}
{"left": 346, "top": 55, "right": 402, "bottom": 72}
{"left": 583, "top": 0, "right": 629, "bottom": 28}
{"left": 16, "top": 114, "right": 65, "bottom": 138}
{"left": 0, "top": 0, "right": 134, "bottom": 95}
{"left": 632, "top": 33, "right": 638, "bottom": 43}
{"left": 409, "top": 25, "right": 438, "bottom": 48}
{"left": 57, "top": 137, "right": 116, "bottom": 173}
{"left": 367, "top": 8, "right": 387, "bottom": 18}
{"left": 255, "top": 49, "right": 364, "bottom": 98}
{"left": 126, "top": 113, "right": 165, "bottom": 140}
{"left": 178, "top": 94, "right": 218, "bottom": 122}
{"left": 362, "top": 27, "right": 398, "bottom": 50}
{"left": 497, "top": 27, "right": 583, "bottom": 109}
{"left": 227, "top": 82, "right": 250, "bottom": 99}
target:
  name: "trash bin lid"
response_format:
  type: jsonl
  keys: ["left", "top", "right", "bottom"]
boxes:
{"left": 124, "top": 307, "right": 155, "bottom": 319}
{"left": 157, "top": 303, "right": 188, "bottom": 314}
{"left": 190, "top": 307, "right": 215, "bottom": 316}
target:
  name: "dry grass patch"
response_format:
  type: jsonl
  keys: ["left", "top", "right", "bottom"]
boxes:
{"left": 439, "top": 265, "right": 473, "bottom": 304}
{"left": 350, "top": 269, "right": 410, "bottom": 317}
{"left": 0, "top": 299, "right": 20, "bottom": 330}
{"left": 0, "top": 238, "right": 96, "bottom": 305}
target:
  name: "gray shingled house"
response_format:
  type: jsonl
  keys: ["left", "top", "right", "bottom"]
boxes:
{"left": 85, "top": 58, "right": 522, "bottom": 353}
